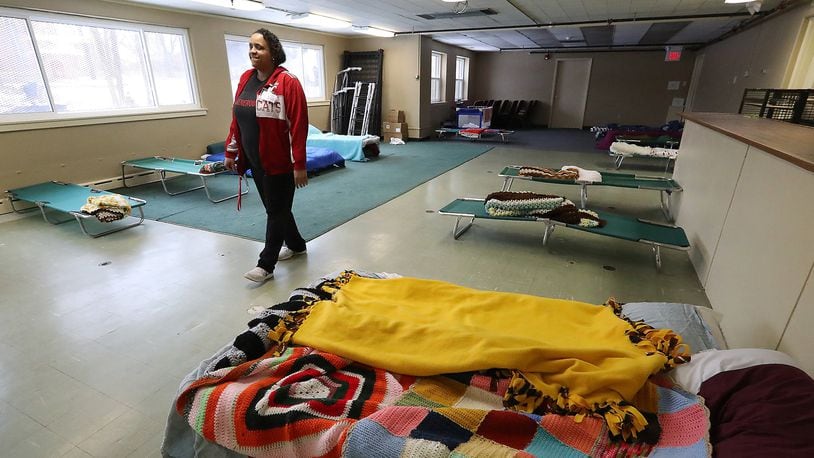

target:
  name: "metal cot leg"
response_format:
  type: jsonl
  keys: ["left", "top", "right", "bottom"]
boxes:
{"left": 652, "top": 245, "right": 662, "bottom": 270}
{"left": 501, "top": 177, "right": 514, "bottom": 192}
{"left": 157, "top": 169, "right": 204, "bottom": 196}
{"left": 660, "top": 190, "right": 674, "bottom": 222}
{"left": 542, "top": 222, "right": 555, "bottom": 245}
{"left": 73, "top": 205, "right": 146, "bottom": 238}
{"left": 199, "top": 175, "right": 250, "bottom": 203}
{"left": 452, "top": 215, "right": 475, "bottom": 239}
{"left": 579, "top": 184, "right": 588, "bottom": 209}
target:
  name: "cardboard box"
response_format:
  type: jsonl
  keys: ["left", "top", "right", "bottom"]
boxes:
{"left": 386, "top": 109, "right": 405, "bottom": 123}
{"left": 384, "top": 132, "right": 406, "bottom": 143}
{"left": 382, "top": 122, "right": 408, "bottom": 133}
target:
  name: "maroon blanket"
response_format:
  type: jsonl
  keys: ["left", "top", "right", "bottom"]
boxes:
{"left": 700, "top": 364, "right": 814, "bottom": 457}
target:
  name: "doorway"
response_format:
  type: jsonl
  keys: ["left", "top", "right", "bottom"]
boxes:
{"left": 685, "top": 53, "right": 705, "bottom": 112}
{"left": 549, "top": 58, "right": 592, "bottom": 129}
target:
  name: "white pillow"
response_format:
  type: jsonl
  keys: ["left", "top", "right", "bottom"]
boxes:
{"left": 670, "top": 348, "right": 800, "bottom": 394}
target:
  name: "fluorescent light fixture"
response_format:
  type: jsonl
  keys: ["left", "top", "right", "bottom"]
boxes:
{"left": 189, "top": 0, "right": 264, "bottom": 11}
{"left": 352, "top": 26, "right": 395, "bottom": 38}
{"left": 288, "top": 12, "right": 351, "bottom": 29}
{"left": 724, "top": 0, "right": 762, "bottom": 14}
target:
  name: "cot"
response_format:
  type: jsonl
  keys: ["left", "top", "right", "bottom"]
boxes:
{"left": 499, "top": 165, "right": 682, "bottom": 221}
{"left": 121, "top": 156, "right": 248, "bottom": 203}
{"left": 609, "top": 141, "right": 679, "bottom": 172}
{"left": 435, "top": 127, "right": 515, "bottom": 142}
{"left": 438, "top": 197, "right": 689, "bottom": 269}
{"left": 6, "top": 181, "right": 146, "bottom": 238}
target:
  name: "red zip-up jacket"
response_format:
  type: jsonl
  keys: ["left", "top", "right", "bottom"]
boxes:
{"left": 225, "top": 66, "right": 308, "bottom": 175}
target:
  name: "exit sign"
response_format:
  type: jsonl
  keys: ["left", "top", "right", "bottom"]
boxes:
{"left": 665, "top": 46, "right": 682, "bottom": 62}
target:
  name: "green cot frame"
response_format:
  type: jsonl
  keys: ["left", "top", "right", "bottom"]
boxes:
{"left": 438, "top": 198, "right": 689, "bottom": 270}
{"left": 6, "top": 181, "right": 146, "bottom": 238}
{"left": 499, "top": 165, "right": 682, "bottom": 222}
{"left": 435, "top": 127, "right": 515, "bottom": 142}
{"left": 121, "top": 156, "right": 248, "bottom": 203}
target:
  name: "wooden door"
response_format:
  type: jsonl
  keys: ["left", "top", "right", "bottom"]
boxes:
{"left": 549, "top": 58, "right": 592, "bottom": 129}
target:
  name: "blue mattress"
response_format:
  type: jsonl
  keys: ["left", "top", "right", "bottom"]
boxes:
{"left": 204, "top": 147, "right": 344, "bottom": 174}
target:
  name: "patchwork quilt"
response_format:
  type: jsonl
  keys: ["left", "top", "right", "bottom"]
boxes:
{"left": 170, "top": 272, "right": 710, "bottom": 457}
{"left": 177, "top": 346, "right": 709, "bottom": 457}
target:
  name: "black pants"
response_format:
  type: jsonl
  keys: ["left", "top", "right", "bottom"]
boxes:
{"left": 249, "top": 168, "right": 306, "bottom": 272}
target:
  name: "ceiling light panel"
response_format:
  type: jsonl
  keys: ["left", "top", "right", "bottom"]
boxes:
{"left": 667, "top": 17, "right": 742, "bottom": 43}
{"left": 580, "top": 25, "right": 614, "bottom": 46}
{"left": 491, "top": 30, "right": 539, "bottom": 48}
{"left": 432, "top": 34, "right": 499, "bottom": 51}
{"left": 463, "top": 32, "right": 520, "bottom": 49}
{"left": 638, "top": 21, "right": 692, "bottom": 45}
{"left": 518, "top": 29, "right": 561, "bottom": 48}
{"left": 610, "top": 22, "right": 652, "bottom": 46}
{"left": 547, "top": 27, "right": 585, "bottom": 45}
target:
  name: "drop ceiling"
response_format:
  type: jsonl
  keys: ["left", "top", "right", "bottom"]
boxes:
{"left": 114, "top": 0, "right": 794, "bottom": 52}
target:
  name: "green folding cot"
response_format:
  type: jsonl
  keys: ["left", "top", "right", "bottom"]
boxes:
{"left": 6, "top": 181, "right": 146, "bottom": 238}
{"left": 438, "top": 197, "right": 689, "bottom": 269}
{"left": 499, "top": 165, "right": 682, "bottom": 221}
{"left": 121, "top": 156, "right": 248, "bottom": 203}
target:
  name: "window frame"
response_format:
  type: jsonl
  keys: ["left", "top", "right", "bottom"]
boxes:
{"left": 430, "top": 51, "right": 446, "bottom": 104}
{"left": 0, "top": 7, "right": 203, "bottom": 132}
{"left": 786, "top": 15, "right": 814, "bottom": 88}
{"left": 455, "top": 55, "right": 469, "bottom": 102}
{"left": 224, "top": 35, "right": 328, "bottom": 103}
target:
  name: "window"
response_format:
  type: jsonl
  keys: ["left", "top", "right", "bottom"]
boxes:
{"left": 787, "top": 16, "right": 814, "bottom": 88}
{"left": 224, "top": 35, "right": 326, "bottom": 102}
{"left": 431, "top": 51, "right": 445, "bottom": 103}
{"left": 455, "top": 56, "right": 469, "bottom": 101}
{"left": 0, "top": 8, "right": 198, "bottom": 123}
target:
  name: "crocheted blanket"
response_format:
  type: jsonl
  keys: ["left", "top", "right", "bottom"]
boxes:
{"left": 610, "top": 142, "right": 678, "bottom": 159}
{"left": 484, "top": 191, "right": 605, "bottom": 227}
{"left": 175, "top": 272, "right": 708, "bottom": 457}
{"left": 518, "top": 166, "right": 602, "bottom": 183}
{"left": 177, "top": 347, "right": 709, "bottom": 458}
{"left": 80, "top": 194, "right": 132, "bottom": 222}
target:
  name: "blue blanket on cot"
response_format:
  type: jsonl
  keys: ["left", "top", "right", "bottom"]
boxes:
{"left": 306, "top": 131, "right": 376, "bottom": 162}
{"left": 205, "top": 147, "right": 344, "bottom": 174}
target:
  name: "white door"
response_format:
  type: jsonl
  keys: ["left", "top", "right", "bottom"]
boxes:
{"left": 549, "top": 58, "right": 592, "bottom": 129}
{"left": 685, "top": 53, "right": 705, "bottom": 112}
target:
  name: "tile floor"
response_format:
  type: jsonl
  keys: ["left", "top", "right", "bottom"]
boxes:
{"left": 0, "top": 130, "right": 708, "bottom": 457}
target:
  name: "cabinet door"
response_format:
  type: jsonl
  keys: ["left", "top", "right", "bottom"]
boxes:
{"left": 673, "top": 121, "right": 748, "bottom": 285}
{"left": 705, "top": 148, "right": 814, "bottom": 349}
{"left": 779, "top": 272, "right": 814, "bottom": 376}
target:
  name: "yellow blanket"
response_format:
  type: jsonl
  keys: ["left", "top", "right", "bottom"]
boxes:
{"left": 290, "top": 272, "right": 688, "bottom": 441}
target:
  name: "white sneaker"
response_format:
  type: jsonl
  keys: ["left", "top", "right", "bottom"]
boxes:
{"left": 278, "top": 246, "right": 306, "bottom": 261}
{"left": 244, "top": 266, "right": 273, "bottom": 282}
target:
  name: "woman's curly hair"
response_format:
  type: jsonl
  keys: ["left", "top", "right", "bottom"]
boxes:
{"left": 254, "top": 28, "right": 286, "bottom": 66}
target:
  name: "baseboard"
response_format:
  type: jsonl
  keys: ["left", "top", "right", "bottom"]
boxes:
{"left": 0, "top": 171, "right": 160, "bottom": 216}
{"left": 82, "top": 170, "right": 159, "bottom": 191}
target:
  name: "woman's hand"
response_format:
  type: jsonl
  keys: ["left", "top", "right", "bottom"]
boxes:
{"left": 224, "top": 157, "right": 236, "bottom": 172}
{"left": 294, "top": 169, "right": 308, "bottom": 188}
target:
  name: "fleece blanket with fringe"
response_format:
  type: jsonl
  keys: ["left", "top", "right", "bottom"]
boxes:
{"left": 174, "top": 271, "right": 707, "bottom": 457}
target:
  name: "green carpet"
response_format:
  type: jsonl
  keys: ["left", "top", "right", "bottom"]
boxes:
{"left": 113, "top": 141, "right": 493, "bottom": 241}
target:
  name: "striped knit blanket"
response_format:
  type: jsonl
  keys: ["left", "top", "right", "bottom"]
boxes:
{"left": 177, "top": 346, "right": 709, "bottom": 457}
{"left": 174, "top": 273, "right": 710, "bottom": 457}
{"left": 484, "top": 191, "right": 605, "bottom": 227}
